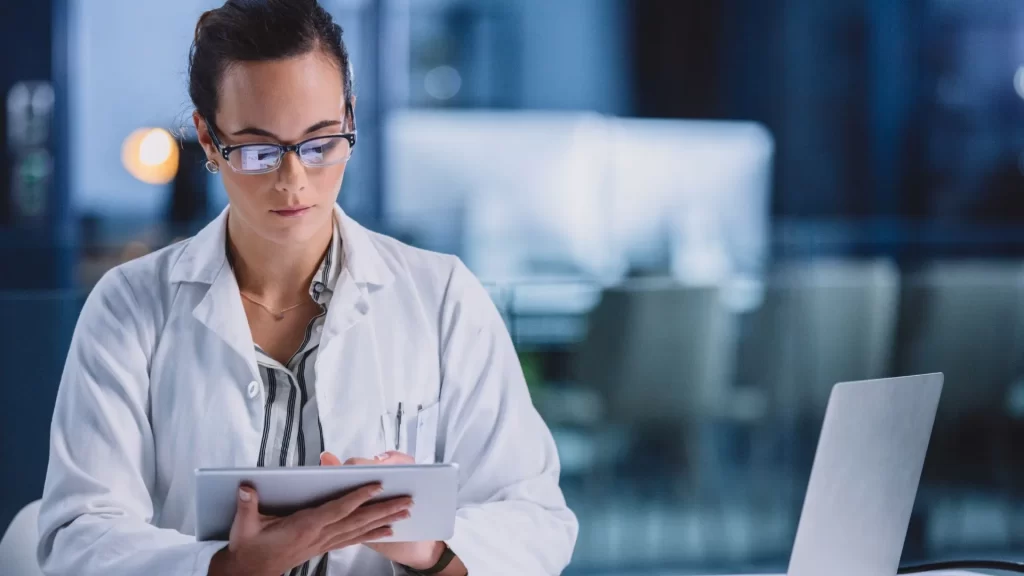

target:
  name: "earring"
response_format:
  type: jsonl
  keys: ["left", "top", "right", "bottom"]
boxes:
{"left": 205, "top": 160, "right": 220, "bottom": 174}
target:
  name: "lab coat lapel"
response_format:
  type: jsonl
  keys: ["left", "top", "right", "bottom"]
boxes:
{"left": 169, "top": 207, "right": 260, "bottom": 385}
{"left": 192, "top": 261, "right": 260, "bottom": 385}
{"left": 316, "top": 205, "right": 397, "bottom": 459}
{"left": 316, "top": 271, "right": 387, "bottom": 459}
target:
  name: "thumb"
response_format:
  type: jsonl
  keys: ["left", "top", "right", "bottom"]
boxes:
{"left": 229, "top": 486, "right": 261, "bottom": 546}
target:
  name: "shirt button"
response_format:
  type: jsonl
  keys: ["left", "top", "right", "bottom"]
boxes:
{"left": 313, "top": 282, "right": 325, "bottom": 293}
{"left": 247, "top": 381, "right": 260, "bottom": 399}
{"left": 315, "top": 325, "right": 323, "bottom": 334}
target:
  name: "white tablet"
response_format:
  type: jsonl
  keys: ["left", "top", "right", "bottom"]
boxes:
{"left": 194, "top": 464, "right": 459, "bottom": 542}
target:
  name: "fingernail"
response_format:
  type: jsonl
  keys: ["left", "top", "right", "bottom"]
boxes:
{"left": 238, "top": 488, "right": 251, "bottom": 502}
{"left": 372, "top": 486, "right": 384, "bottom": 496}
{"left": 374, "top": 452, "right": 390, "bottom": 461}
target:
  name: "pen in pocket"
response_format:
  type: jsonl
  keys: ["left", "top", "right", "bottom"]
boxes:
{"left": 395, "top": 402, "right": 404, "bottom": 451}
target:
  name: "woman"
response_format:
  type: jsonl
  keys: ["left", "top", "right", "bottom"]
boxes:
{"left": 36, "top": 1, "right": 577, "bottom": 575}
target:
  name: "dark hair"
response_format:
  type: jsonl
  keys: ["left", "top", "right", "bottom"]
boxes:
{"left": 188, "top": 0, "right": 353, "bottom": 127}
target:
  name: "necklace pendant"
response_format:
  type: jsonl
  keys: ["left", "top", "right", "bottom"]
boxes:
{"left": 274, "top": 312, "right": 286, "bottom": 321}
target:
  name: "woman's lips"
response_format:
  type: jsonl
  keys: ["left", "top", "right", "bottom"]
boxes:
{"left": 271, "top": 206, "right": 311, "bottom": 217}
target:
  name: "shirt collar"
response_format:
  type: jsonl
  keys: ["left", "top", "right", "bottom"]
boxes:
{"left": 309, "top": 215, "right": 343, "bottom": 304}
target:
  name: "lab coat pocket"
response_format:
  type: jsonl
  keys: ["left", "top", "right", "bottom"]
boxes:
{"left": 381, "top": 412, "right": 397, "bottom": 453}
{"left": 409, "top": 401, "right": 440, "bottom": 464}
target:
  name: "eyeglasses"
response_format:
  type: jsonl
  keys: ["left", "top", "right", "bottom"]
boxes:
{"left": 204, "top": 117, "right": 357, "bottom": 175}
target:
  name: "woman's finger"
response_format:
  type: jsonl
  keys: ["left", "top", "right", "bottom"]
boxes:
{"left": 374, "top": 451, "right": 414, "bottom": 464}
{"left": 323, "top": 526, "right": 394, "bottom": 552}
{"left": 308, "top": 483, "right": 383, "bottom": 526}
{"left": 338, "top": 451, "right": 414, "bottom": 466}
{"left": 320, "top": 451, "right": 343, "bottom": 466}
{"left": 325, "top": 508, "right": 409, "bottom": 549}
{"left": 326, "top": 496, "right": 412, "bottom": 534}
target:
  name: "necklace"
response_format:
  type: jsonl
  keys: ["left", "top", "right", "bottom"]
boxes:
{"left": 240, "top": 291, "right": 305, "bottom": 320}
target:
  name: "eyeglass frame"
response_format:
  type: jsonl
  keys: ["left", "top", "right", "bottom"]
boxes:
{"left": 202, "top": 113, "right": 357, "bottom": 174}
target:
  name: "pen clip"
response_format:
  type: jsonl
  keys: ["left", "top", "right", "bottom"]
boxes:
{"left": 395, "top": 402, "right": 404, "bottom": 451}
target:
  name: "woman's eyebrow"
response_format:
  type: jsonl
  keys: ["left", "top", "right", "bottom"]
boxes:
{"left": 231, "top": 119, "right": 342, "bottom": 139}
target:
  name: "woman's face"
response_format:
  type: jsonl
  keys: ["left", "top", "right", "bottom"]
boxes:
{"left": 195, "top": 51, "right": 350, "bottom": 247}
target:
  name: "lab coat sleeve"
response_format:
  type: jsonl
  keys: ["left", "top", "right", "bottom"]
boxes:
{"left": 37, "top": 269, "right": 224, "bottom": 576}
{"left": 438, "top": 260, "right": 579, "bottom": 575}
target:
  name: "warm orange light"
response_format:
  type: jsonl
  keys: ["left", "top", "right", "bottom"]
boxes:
{"left": 122, "top": 128, "right": 179, "bottom": 184}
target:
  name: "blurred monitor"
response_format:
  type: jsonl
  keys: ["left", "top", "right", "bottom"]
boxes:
{"left": 608, "top": 118, "right": 773, "bottom": 285}
{"left": 385, "top": 110, "right": 611, "bottom": 281}
{"left": 384, "top": 110, "right": 773, "bottom": 287}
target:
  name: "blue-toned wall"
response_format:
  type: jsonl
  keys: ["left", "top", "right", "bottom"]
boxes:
{"left": 511, "top": 0, "right": 630, "bottom": 115}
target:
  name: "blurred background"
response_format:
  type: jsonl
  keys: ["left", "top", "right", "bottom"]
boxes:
{"left": 2, "top": 0, "right": 1024, "bottom": 573}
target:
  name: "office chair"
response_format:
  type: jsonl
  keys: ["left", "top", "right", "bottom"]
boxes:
{"left": 894, "top": 260, "right": 1024, "bottom": 546}
{"left": 735, "top": 258, "right": 900, "bottom": 511}
{"left": 577, "top": 277, "right": 740, "bottom": 557}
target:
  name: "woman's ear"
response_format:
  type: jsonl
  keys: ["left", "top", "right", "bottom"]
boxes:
{"left": 344, "top": 97, "right": 357, "bottom": 131}
{"left": 192, "top": 111, "right": 219, "bottom": 161}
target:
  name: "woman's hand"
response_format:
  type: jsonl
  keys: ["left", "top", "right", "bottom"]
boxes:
{"left": 321, "top": 451, "right": 459, "bottom": 572}
{"left": 207, "top": 481, "right": 412, "bottom": 576}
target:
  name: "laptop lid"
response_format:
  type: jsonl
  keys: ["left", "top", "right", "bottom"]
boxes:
{"left": 787, "top": 373, "right": 943, "bottom": 576}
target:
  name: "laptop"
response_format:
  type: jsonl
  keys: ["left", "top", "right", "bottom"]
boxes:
{"left": 787, "top": 373, "right": 944, "bottom": 576}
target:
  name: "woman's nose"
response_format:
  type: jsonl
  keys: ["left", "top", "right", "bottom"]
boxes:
{"left": 274, "top": 151, "right": 308, "bottom": 193}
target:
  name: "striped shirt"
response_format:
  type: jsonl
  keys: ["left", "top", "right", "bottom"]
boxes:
{"left": 239, "top": 220, "right": 342, "bottom": 576}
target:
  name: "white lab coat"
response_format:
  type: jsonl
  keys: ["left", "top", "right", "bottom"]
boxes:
{"left": 37, "top": 206, "right": 578, "bottom": 576}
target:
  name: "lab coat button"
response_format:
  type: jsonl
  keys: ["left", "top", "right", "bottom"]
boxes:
{"left": 247, "top": 381, "right": 260, "bottom": 398}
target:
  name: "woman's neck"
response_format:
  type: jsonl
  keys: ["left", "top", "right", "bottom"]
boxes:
{"left": 226, "top": 212, "right": 333, "bottom": 306}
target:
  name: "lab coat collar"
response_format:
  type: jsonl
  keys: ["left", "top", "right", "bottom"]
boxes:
{"left": 169, "top": 204, "right": 395, "bottom": 289}
{"left": 334, "top": 205, "right": 395, "bottom": 289}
